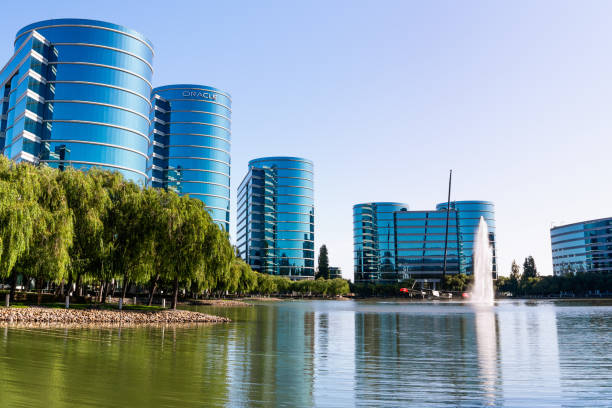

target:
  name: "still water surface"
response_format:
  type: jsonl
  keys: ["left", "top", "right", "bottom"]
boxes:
{"left": 0, "top": 300, "right": 610, "bottom": 407}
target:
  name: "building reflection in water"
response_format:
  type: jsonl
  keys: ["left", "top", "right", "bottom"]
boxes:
{"left": 497, "top": 302, "right": 562, "bottom": 406}
{"left": 313, "top": 307, "right": 357, "bottom": 407}
{"left": 220, "top": 301, "right": 563, "bottom": 407}
{"left": 347, "top": 303, "right": 563, "bottom": 406}
{"left": 225, "top": 304, "right": 316, "bottom": 407}
{"left": 352, "top": 305, "right": 490, "bottom": 406}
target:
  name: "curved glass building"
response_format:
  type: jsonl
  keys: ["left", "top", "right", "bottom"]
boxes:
{"left": 354, "top": 200, "right": 496, "bottom": 286}
{"left": 433, "top": 200, "right": 497, "bottom": 277}
{"left": 237, "top": 157, "right": 315, "bottom": 279}
{"left": 551, "top": 217, "right": 612, "bottom": 276}
{"left": 0, "top": 19, "right": 154, "bottom": 184}
{"left": 149, "top": 85, "right": 231, "bottom": 231}
{"left": 353, "top": 202, "right": 409, "bottom": 283}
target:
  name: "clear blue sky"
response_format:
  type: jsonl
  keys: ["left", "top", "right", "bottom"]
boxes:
{"left": 2, "top": 0, "right": 611, "bottom": 278}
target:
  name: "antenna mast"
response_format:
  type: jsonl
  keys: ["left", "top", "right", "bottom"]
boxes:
{"left": 442, "top": 170, "right": 452, "bottom": 288}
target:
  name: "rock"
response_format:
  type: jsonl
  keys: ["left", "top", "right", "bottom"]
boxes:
{"left": 0, "top": 307, "right": 230, "bottom": 325}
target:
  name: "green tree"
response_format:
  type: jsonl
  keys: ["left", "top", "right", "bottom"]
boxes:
{"left": 0, "top": 180, "right": 38, "bottom": 298}
{"left": 328, "top": 278, "right": 350, "bottom": 296}
{"left": 153, "top": 192, "right": 233, "bottom": 308}
{"left": 508, "top": 260, "right": 521, "bottom": 295}
{"left": 99, "top": 173, "right": 152, "bottom": 302}
{"left": 312, "top": 278, "right": 328, "bottom": 296}
{"left": 217, "top": 257, "right": 242, "bottom": 295}
{"left": 58, "top": 167, "right": 110, "bottom": 296}
{"left": 273, "top": 276, "right": 292, "bottom": 294}
{"left": 443, "top": 273, "right": 472, "bottom": 292}
{"left": 154, "top": 192, "right": 202, "bottom": 308}
{"left": 12, "top": 165, "right": 74, "bottom": 294}
{"left": 257, "top": 273, "right": 277, "bottom": 296}
{"left": 235, "top": 259, "right": 257, "bottom": 295}
{"left": 522, "top": 256, "right": 538, "bottom": 281}
{"left": 316, "top": 245, "right": 329, "bottom": 279}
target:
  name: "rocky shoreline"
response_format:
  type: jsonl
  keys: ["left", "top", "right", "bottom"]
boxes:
{"left": 188, "top": 299, "right": 251, "bottom": 307}
{"left": 0, "top": 307, "right": 230, "bottom": 325}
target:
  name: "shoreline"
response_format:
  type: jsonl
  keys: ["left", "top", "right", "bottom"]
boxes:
{"left": 0, "top": 306, "right": 230, "bottom": 324}
{"left": 187, "top": 299, "right": 252, "bottom": 307}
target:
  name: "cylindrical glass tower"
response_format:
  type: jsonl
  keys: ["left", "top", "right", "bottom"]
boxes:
{"left": 149, "top": 85, "right": 231, "bottom": 231}
{"left": 435, "top": 200, "right": 497, "bottom": 277}
{"left": 237, "top": 157, "right": 314, "bottom": 278}
{"left": 12, "top": 19, "right": 154, "bottom": 184}
{"left": 353, "top": 202, "right": 409, "bottom": 283}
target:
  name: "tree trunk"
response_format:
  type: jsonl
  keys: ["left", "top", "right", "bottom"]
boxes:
{"left": 171, "top": 276, "right": 179, "bottom": 310}
{"left": 147, "top": 274, "right": 160, "bottom": 306}
{"left": 102, "top": 281, "right": 110, "bottom": 303}
{"left": 22, "top": 275, "right": 30, "bottom": 293}
{"left": 56, "top": 279, "right": 64, "bottom": 296}
{"left": 75, "top": 273, "right": 82, "bottom": 297}
{"left": 9, "top": 271, "right": 18, "bottom": 301}
{"left": 65, "top": 274, "right": 73, "bottom": 296}
{"left": 121, "top": 273, "right": 129, "bottom": 300}
{"left": 36, "top": 279, "right": 42, "bottom": 305}
{"left": 98, "top": 281, "right": 104, "bottom": 303}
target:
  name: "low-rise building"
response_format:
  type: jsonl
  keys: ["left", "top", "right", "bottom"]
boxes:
{"left": 550, "top": 217, "right": 612, "bottom": 275}
{"left": 328, "top": 267, "right": 342, "bottom": 279}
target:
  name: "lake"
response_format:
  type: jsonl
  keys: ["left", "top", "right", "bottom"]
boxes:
{"left": 0, "top": 299, "right": 610, "bottom": 407}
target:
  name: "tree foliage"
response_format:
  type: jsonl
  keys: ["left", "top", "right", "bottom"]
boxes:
{"left": 316, "top": 244, "right": 329, "bottom": 279}
{"left": 0, "top": 159, "right": 352, "bottom": 303}
{"left": 522, "top": 256, "right": 538, "bottom": 280}
{"left": 497, "top": 271, "right": 612, "bottom": 297}
{"left": 443, "top": 273, "right": 472, "bottom": 292}
{"left": 497, "top": 256, "right": 612, "bottom": 297}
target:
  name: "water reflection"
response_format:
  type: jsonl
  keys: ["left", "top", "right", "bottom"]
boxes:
{"left": 497, "top": 302, "right": 562, "bottom": 407}
{"left": 352, "top": 305, "right": 490, "bottom": 406}
{"left": 0, "top": 300, "right": 610, "bottom": 407}
{"left": 474, "top": 306, "right": 500, "bottom": 406}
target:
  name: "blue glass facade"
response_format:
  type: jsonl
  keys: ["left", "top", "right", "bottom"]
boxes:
{"left": 148, "top": 85, "right": 231, "bottom": 231}
{"left": 0, "top": 19, "right": 154, "bottom": 184}
{"left": 550, "top": 217, "right": 612, "bottom": 276}
{"left": 354, "top": 200, "right": 496, "bottom": 284}
{"left": 353, "top": 202, "right": 409, "bottom": 283}
{"left": 237, "top": 157, "right": 315, "bottom": 279}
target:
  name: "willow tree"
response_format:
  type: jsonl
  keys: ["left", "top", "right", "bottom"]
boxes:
{"left": 58, "top": 167, "right": 110, "bottom": 295}
{"left": 12, "top": 165, "right": 73, "bottom": 293}
{"left": 152, "top": 191, "right": 234, "bottom": 308}
{"left": 234, "top": 258, "right": 258, "bottom": 295}
{"left": 99, "top": 172, "right": 154, "bottom": 302}
{"left": 201, "top": 222, "right": 234, "bottom": 297}
{"left": 0, "top": 180, "right": 38, "bottom": 298}
{"left": 0, "top": 159, "right": 39, "bottom": 298}
{"left": 257, "top": 274, "right": 277, "bottom": 296}
{"left": 215, "top": 261, "right": 237, "bottom": 295}
{"left": 154, "top": 193, "right": 202, "bottom": 309}
{"left": 142, "top": 187, "right": 168, "bottom": 305}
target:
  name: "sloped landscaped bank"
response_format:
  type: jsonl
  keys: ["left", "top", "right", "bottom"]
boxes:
{"left": 0, "top": 307, "right": 230, "bottom": 324}
{"left": 188, "top": 299, "right": 252, "bottom": 307}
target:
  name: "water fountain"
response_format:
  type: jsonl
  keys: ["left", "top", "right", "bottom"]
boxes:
{"left": 470, "top": 216, "right": 494, "bottom": 303}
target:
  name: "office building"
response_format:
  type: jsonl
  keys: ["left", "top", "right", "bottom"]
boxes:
{"left": 353, "top": 202, "right": 409, "bottom": 283}
{"left": 237, "top": 157, "right": 314, "bottom": 279}
{"left": 550, "top": 217, "right": 612, "bottom": 275}
{"left": 148, "top": 85, "right": 231, "bottom": 231}
{"left": 0, "top": 19, "right": 154, "bottom": 184}
{"left": 354, "top": 200, "right": 496, "bottom": 286}
{"left": 328, "top": 267, "right": 342, "bottom": 279}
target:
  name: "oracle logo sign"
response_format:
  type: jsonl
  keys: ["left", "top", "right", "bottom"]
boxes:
{"left": 182, "top": 90, "right": 217, "bottom": 100}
